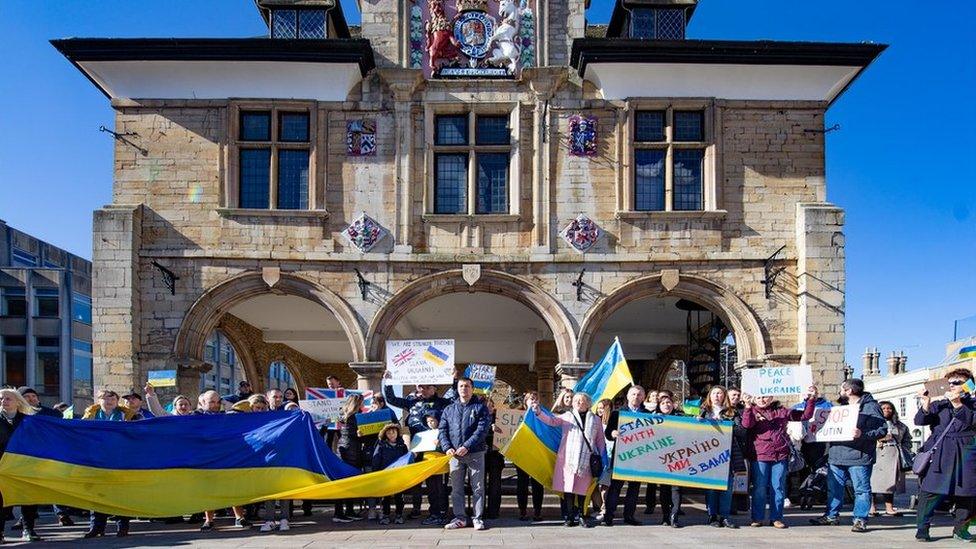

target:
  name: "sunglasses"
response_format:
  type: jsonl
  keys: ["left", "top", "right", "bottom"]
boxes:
{"left": 948, "top": 380, "right": 967, "bottom": 386}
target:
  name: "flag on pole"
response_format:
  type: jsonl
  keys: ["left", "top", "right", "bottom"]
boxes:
{"left": 574, "top": 337, "right": 633, "bottom": 411}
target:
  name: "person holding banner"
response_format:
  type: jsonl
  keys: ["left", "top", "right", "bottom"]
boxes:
{"left": 283, "top": 387, "right": 300, "bottom": 406}
{"left": 515, "top": 391, "right": 545, "bottom": 522}
{"left": 335, "top": 394, "right": 368, "bottom": 523}
{"left": 484, "top": 398, "right": 505, "bottom": 520}
{"left": 144, "top": 384, "right": 193, "bottom": 417}
{"left": 604, "top": 385, "right": 648, "bottom": 527}
{"left": 810, "top": 378, "right": 885, "bottom": 533}
{"left": 643, "top": 390, "right": 687, "bottom": 528}
{"left": 531, "top": 392, "right": 606, "bottom": 528}
{"left": 439, "top": 378, "right": 491, "bottom": 531}
{"left": 372, "top": 424, "right": 409, "bottom": 525}
{"left": 742, "top": 384, "right": 818, "bottom": 529}
{"left": 868, "top": 400, "right": 911, "bottom": 517}
{"left": 698, "top": 385, "right": 744, "bottom": 529}
{"left": 82, "top": 390, "right": 139, "bottom": 538}
{"left": 383, "top": 383, "right": 454, "bottom": 521}
{"left": 0, "top": 388, "right": 40, "bottom": 543}
{"left": 913, "top": 368, "right": 976, "bottom": 542}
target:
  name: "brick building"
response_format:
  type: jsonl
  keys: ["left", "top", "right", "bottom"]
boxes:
{"left": 53, "top": 0, "right": 884, "bottom": 403}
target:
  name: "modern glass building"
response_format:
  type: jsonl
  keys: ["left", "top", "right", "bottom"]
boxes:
{"left": 0, "top": 219, "right": 93, "bottom": 408}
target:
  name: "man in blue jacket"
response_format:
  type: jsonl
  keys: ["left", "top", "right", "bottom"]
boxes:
{"left": 438, "top": 377, "right": 491, "bottom": 531}
{"left": 809, "top": 378, "right": 886, "bottom": 533}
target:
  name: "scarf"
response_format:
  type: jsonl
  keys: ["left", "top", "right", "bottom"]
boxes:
{"left": 1, "top": 410, "right": 16, "bottom": 425}
{"left": 564, "top": 409, "right": 593, "bottom": 477}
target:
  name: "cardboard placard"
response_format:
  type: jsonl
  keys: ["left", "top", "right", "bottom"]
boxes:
{"left": 409, "top": 430, "right": 440, "bottom": 453}
{"left": 612, "top": 411, "right": 734, "bottom": 490}
{"left": 299, "top": 399, "right": 344, "bottom": 429}
{"left": 492, "top": 408, "right": 523, "bottom": 451}
{"left": 385, "top": 339, "right": 455, "bottom": 385}
{"left": 741, "top": 365, "right": 813, "bottom": 397}
{"left": 808, "top": 404, "right": 859, "bottom": 442}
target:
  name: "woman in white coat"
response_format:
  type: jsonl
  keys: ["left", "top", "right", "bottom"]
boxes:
{"left": 533, "top": 392, "right": 606, "bottom": 528}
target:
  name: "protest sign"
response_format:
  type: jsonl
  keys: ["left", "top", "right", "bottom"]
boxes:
{"left": 356, "top": 410, "right": 393, "bottom": 437}
{"left": 808, "top": 404, "right": 858, "bottom": 442}
{"left": 409, "top": 430, "right": 440, "bottom": 453}
{"left": 741, "top": 365, "right": 813, "bottom": 397}
{"left": 299, "top": 399, "right": 343, "bottom": 429}
{"left": 147, "top": 370, "right": 177, "bottom": 388}
{"left": 612, "top": 411, "right": 733, "bottom": 490}
{"left": 492, "top": 408, "right": 523, "bottom": 451}
{"left": 465, "top": 364, "right": 496, "bottom": 395}
{"left": 385, "top": 340, "right": 455, "bottom": 385}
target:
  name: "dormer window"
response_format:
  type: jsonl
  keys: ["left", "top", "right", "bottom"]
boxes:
{"left": 630, "top": 8, "right": 686, "bottom": 40}
{"left": 271, "top": 9, "right": 327, "bottom": 39}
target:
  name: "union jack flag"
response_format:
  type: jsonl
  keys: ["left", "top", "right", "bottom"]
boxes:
{"left": 304, "top": 387, "right": 373, "bottom": 409}
{"left": 392, "top": 349, "right": 416, "bottom": 367}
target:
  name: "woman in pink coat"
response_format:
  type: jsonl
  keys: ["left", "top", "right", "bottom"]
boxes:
{"left": 533, "top": 392, "right": 607, "bottom": 528}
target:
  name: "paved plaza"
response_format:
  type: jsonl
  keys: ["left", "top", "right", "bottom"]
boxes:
{"left": 5, "top": 494, "right": 967, "bottom": 548}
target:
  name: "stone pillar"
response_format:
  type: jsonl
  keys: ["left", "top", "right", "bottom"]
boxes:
{"left": 555, "top": 362, "right": 593, "bottom": 390}
{"left": 378, "top": 69, "right": 424, "bottom": 254}
{"left": 92, "top": 204, "right": 143, "bottom": 394}
{"left": 525, "top": 68, "right": 567, "bottom": 253}
{"left": 897, "top": 352, "right": 907, "bottom": 374}
{"left": 349, "top": 362, "right": 385, "bottom": 393}
{"left": 886, "top": 352, "right": 900, "bottom": 376}
{"left": 533, "top": 340, "right": 558, "bottom": 407}
{"left": 796, "top": 203, "right": 845, "bottom": 396}
{"left": 356, "top": 0, "right": 402, "bottom": 68}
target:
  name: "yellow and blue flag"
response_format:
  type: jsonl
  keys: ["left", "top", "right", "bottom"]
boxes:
{"left": 502, "top": 408, "right": 561, "bottom": 489}
{"left": 424, "top": 345, "right": 449, "bottom": 366}
{"left": 575, "top": 337, "right": 633, "bottom": 411}
{"left": 963, "top": 379, "right": 976, "bottom": 394}
{"left": 355, "top": 410, "right": 394, "bottom": 437}
{"left": 958, "top": 345, "right": 976, "bottom": 360}
{"left": 0, "top": 412, "right": 360, "bottom": 517}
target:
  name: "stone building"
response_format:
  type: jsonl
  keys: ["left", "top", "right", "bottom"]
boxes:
{"left": 53, "top": 0, "right": 884, "bottom": 404}
{"left": 0, "top": 220, "right": 93, "bottom": 408}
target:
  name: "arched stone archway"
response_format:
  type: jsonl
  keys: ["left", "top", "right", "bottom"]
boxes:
{"left": 366, "top": 269, "right": 578, "bottom": 364}
{"left": 577, "top": 273, "right": 768, "bottom": 366}
{"left": 173, "top": 271, "right": 367, "bottom": 371}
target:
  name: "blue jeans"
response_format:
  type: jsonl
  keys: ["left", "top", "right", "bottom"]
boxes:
{"left": 706, "top": 470, "right": 734, "bottom": 518}
{"left": 750, "top": 460, "right": 787, "bottom": 522}
{"left": 827, "top": 463, "right": 872, "bottom": 521}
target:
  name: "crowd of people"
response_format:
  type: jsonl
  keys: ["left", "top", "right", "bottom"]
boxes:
{"left": 0, "top": 368, "right": 974, "bottom": 543}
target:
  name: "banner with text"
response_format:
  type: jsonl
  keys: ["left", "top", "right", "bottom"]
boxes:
{"left": 808, "top": 404, "right": 858, "bottom": 442}
{"left": 385, "top": 340, "right": 455, "bottom": 385}
{"left": 741, "top": 365, "right": 813, "bottom": 397}
{"left": 302, "top": 388, "right": 370, "bottom": 430}
{"left": 492, "top": 408, "right": 523, "bottom": 452}
{"left": 465, "top": 364, "right": 496, "bottom": 395}
{"left": 409, "top": 430, "right": 440, "bottom": 453}
{"left": 611, "top": 411, "right": 733, "bottom": 490}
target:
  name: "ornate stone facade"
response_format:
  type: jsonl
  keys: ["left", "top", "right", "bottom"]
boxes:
{"left": 60, "top": 0, "right": 884, "bottom": 403}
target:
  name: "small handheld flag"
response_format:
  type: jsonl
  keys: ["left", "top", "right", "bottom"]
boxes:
{"left": 574, "top": 337, "right": 633, "bottom": 411}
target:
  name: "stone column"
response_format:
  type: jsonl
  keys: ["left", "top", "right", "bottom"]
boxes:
{"left": 377, "top": 69, "right": 424, "bottom": 254}
{"left": 92, "top": 204, "right": 143, "bottom": 394}
{"left": 796, "top": 202, "right": 846, "bottom": 395}
{"left": 533, "top": 340, "right": 558, "bottom": 406}
{"left": 349, "top": 361, "right": 385, "bottom": 393}
{"left": 555, "top": 362, "right": 593, "bottom": 390}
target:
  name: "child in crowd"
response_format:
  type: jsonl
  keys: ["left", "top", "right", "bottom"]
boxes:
{"left": 372, "top": 424, "right": 409, "bottom": 524}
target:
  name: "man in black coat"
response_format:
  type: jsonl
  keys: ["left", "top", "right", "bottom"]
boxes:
{"left": 604, "top": 385, "right": 647, "bottom": 527}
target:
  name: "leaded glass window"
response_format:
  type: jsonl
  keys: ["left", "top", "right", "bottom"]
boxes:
{"left": 239, "top": 149, "right": 271, "bottom": 208}
{"left": 632, "top": 108, "right": 707, "bottom": 211}
{"left": 476, "top": 153, "right": 508, "bottom": 214}
{"left": 635, "top": 149, "right": 666, "bottom": 211}
{"left": 435, "top": 154, "right": 468, "bottom": 214}
{"left": 298, "top": 10, "right": 327, "bottom": 39}
{"left": 277, "top": 149, "right": 310, "bottom": 209}
{"left": 272, "top": 10, "right": 297, "bottom": 39}
{"left": 436, "top": 115, "right": 468, "bottom": 146}
{"left": 673, "top": 149, "right": 703, "bottom": 210}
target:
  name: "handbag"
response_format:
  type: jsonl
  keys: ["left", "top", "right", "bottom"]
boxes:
{"left": 898, "top": 443, "right": 916, "bottom": 472}
{"left": 912, "top": 417, "right": 956, "bottom": 476}
{"left": 572, "top": 411, "right": 604, "bottom": 479}
{"left": 787, "top": 439, "right": 806, "bottom": 474}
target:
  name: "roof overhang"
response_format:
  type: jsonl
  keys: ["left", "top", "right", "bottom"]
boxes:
{"left": 571, "top": 39, "right": 887, "bottom": 105}
{"left": 51, "top": 38, "right": 375, "bottom": 101}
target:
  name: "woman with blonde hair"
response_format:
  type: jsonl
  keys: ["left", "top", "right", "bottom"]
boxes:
{"left": 698, "top": 385, "right": 744, "bottom": 529}
{"left": 143, "top": 383, "right": 193, "bottom": 416}
{"left": 82, "top": 390, "right": 138, "bottom": 538}
{"left": 552, "top": 388, "right": 574, "bottom": 414}
{"left": 0, "top": 388, "right": 39, "bottom": 543}
{"left": 334, "top": 394, "right": 366, "bottom": 523}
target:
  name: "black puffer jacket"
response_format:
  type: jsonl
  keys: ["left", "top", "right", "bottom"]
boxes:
{"left": 0, "top": 412, "right": 28, "bottom": 457}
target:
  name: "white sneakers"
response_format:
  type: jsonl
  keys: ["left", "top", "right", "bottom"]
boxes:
{"left": 473, "top": 519, "right": 487, "bottom": 531}
{"left": 444, "top": 518, "right": 487, "bottom": 531}
{"left": 260, "top": 519, "right": 291, "bottom": 533}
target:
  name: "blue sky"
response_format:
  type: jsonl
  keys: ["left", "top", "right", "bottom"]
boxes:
{"left": 1, "top": 1, "right": 973, "bottom": 371}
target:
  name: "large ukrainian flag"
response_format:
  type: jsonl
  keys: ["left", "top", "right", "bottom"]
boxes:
{"left": 575, "top": 337, "right": 633, "bottom": 411}
{"left": 502, "top": 407, "right": 561, "bottom": 489}
{"left": 0, "top": 412, "right": 361, "bottom": 517}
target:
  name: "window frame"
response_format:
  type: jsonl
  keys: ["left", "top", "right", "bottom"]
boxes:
{"left": 226, "top": 101, "right": 319, "bottom": 212}
{"left": 270, "top": 8, "right": 328, "bottom": 40}
{"left": 33, "top": 288, "right": 60, "bottom": 318}
{"left": 424, "top": 104, "right": 521, "bottom": 218}
{"left": 624, "top": 101, "right": 717, "bottom": 214}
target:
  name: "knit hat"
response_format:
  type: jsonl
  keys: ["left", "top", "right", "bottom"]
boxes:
{"left": 17, "top": 386, "right": 38, "bottom": 397}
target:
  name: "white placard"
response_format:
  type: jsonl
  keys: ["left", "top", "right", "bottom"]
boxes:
{"left": 741, "top": 365, "right": 813, "bottom": 397}
{"left": 409, "top": 430, "right": 440, "bottom": 453}
{"left": 299, "top": 399, "right": 343, "bottom": 428}
{"left": 385, "top": 339, "right": 455, "bottom": 385}
{"left": 808, "top": 404, "right": 859, "bottom": 442}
